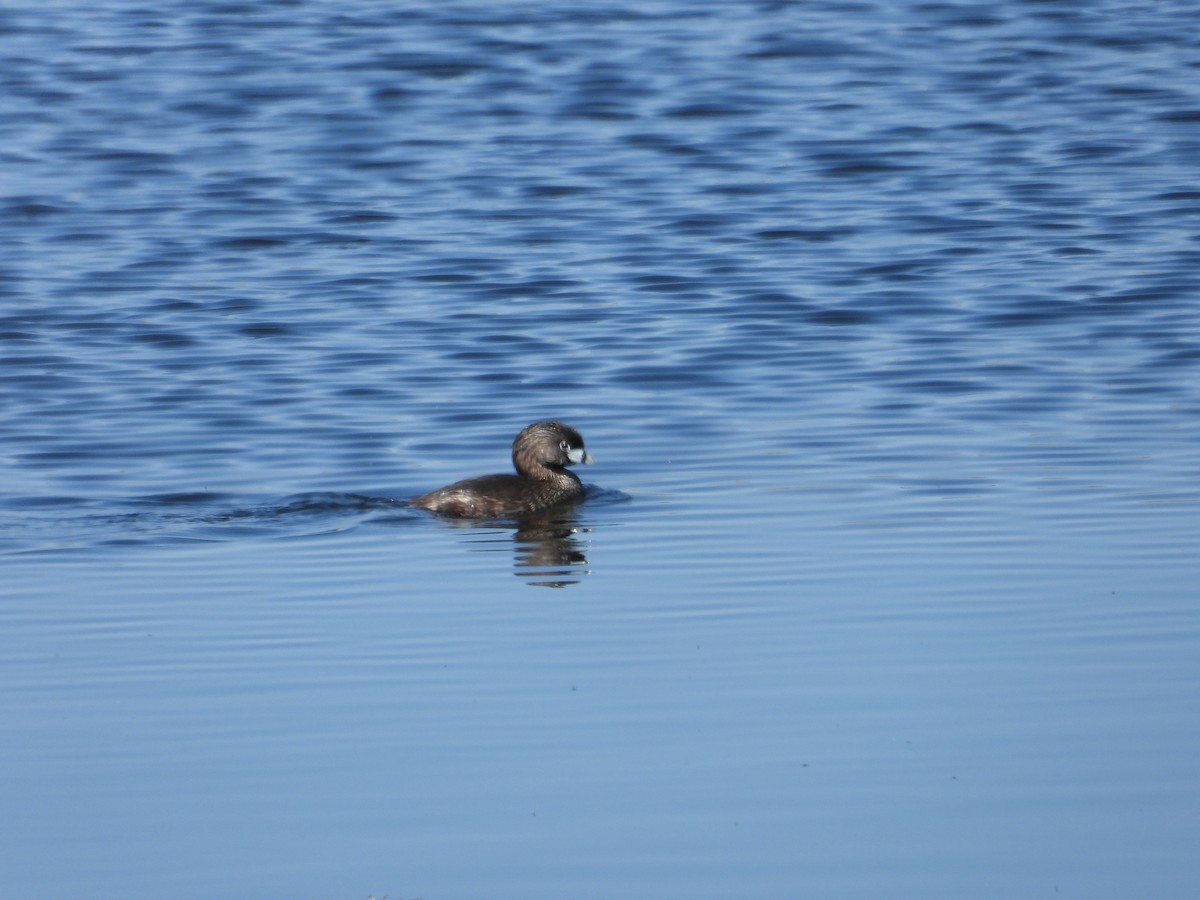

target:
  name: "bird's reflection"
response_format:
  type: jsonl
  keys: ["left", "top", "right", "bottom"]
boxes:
{"left": 510, "top": 505, "right": 591, "bottom": 587}
{"left": 438, "top": 503, "right": 592, "bottom": 587}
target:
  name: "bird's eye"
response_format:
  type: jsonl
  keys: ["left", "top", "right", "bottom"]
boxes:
{"left": 559, "top": 440, "right": 570, "bottom": 451}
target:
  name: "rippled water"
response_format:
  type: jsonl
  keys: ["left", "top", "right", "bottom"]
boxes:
{"left": 2, "top": 1, "right": 1199, "bottom": 897}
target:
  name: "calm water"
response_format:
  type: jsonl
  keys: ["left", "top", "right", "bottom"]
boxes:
{"left": 3, "top": 1, "right": 1199, "bottom": 897}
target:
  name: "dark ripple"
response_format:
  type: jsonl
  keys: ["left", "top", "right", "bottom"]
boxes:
{"left": 897, "top": 378, "right": 992, "bottom": 397}
{"left": 808, "top": 309, "right": 875, "bottom": 327}
{"left": 755, "top": 228, "right": 855, "bottom": 242}
{"left": 607, "top": 365, "right": 727, "bottom": 387}
{"left": 131, "top": 331, "right": 198, "bottom": 347}
{"left": 127, "top": 491, "right": 236, "bottom": 507}
{"left": 745, "top": 37, "right": 859, "bottom": 60}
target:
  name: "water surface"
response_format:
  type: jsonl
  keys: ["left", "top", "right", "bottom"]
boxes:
{"left": 2, "top": 1, "right": 1199, "bottom": 897}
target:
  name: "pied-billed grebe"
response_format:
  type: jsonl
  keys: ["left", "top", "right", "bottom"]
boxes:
{"left": 410, "top": 421, "right": 593, "bottom": 518}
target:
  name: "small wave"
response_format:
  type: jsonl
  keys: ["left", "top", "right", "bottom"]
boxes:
{"left": 0, "top": 492, "right": 419, "bottom": 555}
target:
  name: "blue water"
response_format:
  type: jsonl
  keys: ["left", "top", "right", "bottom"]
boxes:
{"left": 3, "top": 1, "right": 1199, "bottom": 897}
